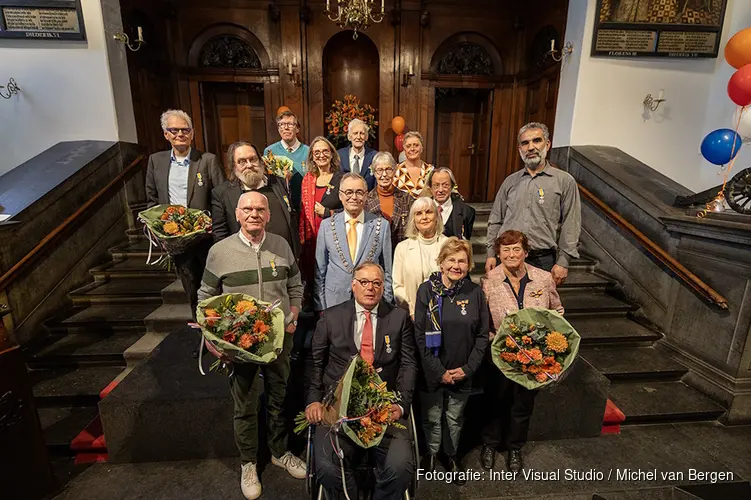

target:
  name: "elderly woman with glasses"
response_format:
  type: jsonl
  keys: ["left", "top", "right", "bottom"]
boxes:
{"left": 365, "top": 151, "right": 413, "bottom": 248}
{"left": 413, "top": 237, "right": 489, "bottom": 482}
{"left": 299, "top": 136, "right": 344, "bottom": 308}
{"left": 394, "top": 131, "right": 434, "bottom": 199}
{"left": 392, "top": 197, "right": 447, "bottom": 318}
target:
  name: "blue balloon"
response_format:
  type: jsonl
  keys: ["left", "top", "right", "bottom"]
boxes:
{"left": 701, "top": 128, "right": 742, "bottom": 165}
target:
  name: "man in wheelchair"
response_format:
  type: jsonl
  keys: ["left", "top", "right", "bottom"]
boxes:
{"left": 305, "top": 262, "right": 418, "bottom": 500}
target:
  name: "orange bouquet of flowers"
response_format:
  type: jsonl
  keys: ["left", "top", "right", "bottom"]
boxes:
{"left": 325, "top": 94, "right": 378, "bottom": 148}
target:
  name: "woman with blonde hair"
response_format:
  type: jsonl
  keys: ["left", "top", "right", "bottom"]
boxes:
{"left": 393, "top": 131, "right": 433, "bottom": 199}
{"left": 392, "top": 196, "right": 446, "bottom": 317}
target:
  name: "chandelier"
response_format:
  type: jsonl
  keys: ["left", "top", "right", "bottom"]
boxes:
{"left": 325, "top": 0, "right": 385, "bottom": 39}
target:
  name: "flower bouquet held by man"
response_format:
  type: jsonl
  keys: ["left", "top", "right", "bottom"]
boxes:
{"left": 491, "top": 308, "right": 580, "bottom": 389}
{"left": 294, "top": 355, "right": 405, "bottom": 448}
{"left": 196, "top": 293, "right": 286, "bottom": 374}
{"left": 138, "top": 204, "right": 212, "bottom": 264}
{"left": 262, "top": 151, "right": 294, "bottom": 180}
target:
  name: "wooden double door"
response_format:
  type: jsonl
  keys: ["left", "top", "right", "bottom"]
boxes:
{"left": 434, "top": 90, "right": 492, "bottom": 202}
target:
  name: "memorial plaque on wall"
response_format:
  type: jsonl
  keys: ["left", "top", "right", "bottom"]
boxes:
{"left": 592, "top": 0, "right": 727, "bottom": 58}
{"left": 0, "top": 0, "right": 85, "bottom": 40}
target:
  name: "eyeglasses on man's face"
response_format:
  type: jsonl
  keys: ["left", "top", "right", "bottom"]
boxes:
{"left": 278, "top": 122, "right": 298, "bottom": 130}
{"left": 342, "top": 189, "right": 367, "bottom": 199}
{"left": 166, "top": 127, "right": 192, "bottom": 136}
{"left": 374, "top": 167, "right": 394, "bottom": 177}
{"left": 354, "top": 278, "right": 383, "bottom": 289}
{"left": 236, "top": 157, "right": 260, "bottom": 166}
{"left": 312, "top": 150, "right": 331, "bottom": 159}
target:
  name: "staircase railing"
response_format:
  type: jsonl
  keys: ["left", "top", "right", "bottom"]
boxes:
{"left": 578, "top": 183, "right": 729, "bottom": 310}
{"left": 0, "top": 155, "right": 147, "bottom": 295}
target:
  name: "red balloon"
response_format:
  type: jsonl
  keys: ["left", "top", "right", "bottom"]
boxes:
{"left": 728, "top": 64, "right": 751, "bottom": 106}
{"left": 394, "top": 133, "right": 405, "bottom": 152}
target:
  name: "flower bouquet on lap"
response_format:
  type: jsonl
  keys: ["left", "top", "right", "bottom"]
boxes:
{"left": 294, "top": 356, "right": 404, "bottom": 448}
{"left": 138, "top": 204, "right": 212, "bottom": 266}
{"left": 196, "top": 293, "right": 286, "bottom": 374}
{"left": 491, "top": 308, "right": 580, "bottom": 390}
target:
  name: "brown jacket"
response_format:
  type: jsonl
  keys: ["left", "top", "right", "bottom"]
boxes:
{"left": 365, "top": 188, "right": 412, "bottom": 247}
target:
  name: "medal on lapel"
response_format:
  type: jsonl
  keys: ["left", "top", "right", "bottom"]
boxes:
{"left": 326, "top": 183, "right": 334, "bottom": 196}
{"left": 270, "top": 257, "right": 279, "bottom": 277}
{"left": 530, "top": 288, "right": 544, "bottom": 298}
{"left": 197, "top": 172, "right": 204, "bottom": 187}
{"left": 457, "top": 299, "right": 469, "bottom": 316}
{"left": 537, "top": 187, "right": 545, "bottom": 205}
{"left": 385, "top": 335, "right": 392, "bottom": 354}
{"left": 283, "top": 195, "right": 291, "bottom": 212}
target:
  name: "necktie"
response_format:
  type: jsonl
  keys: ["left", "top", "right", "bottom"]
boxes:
{"left": 438, "top": 205, "right": 443, "bottom": 215}
{"left": 347, "top": 219, "right": 358, "bottom": 262}
{"left": 361, "top": 310, "right": 374, "bottom": 364}
{"left": 353, "top": 155, "right": 360, "bottom": 175}
{"left": 287, "top": 147, "right": 293, "bottom": 153}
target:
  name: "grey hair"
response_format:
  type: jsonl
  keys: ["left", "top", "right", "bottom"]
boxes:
{"left": 421, "top": 166, "right": 458, "bottom": 197}
{"left": 340, "top": 172, "right": 367, "bottom": 189}
{"left": 403, "top": 131, "right": 424, "bottom": 146}
{"left": 517, "top": 122, "right": 550, "bottom": 144}
{"left": 353, "top": 261, "right": 385, "bottom": 279}
{"left": 347, "top": 118, "right": 370, "bottom": 139}
{"left": 160, "top": 109, "right": 193, "bottom": 131}
{"left": 370, "top": 151, "right": 397, "bottom": 174}
{"left": 236, "top": 191, "right": 269, "bottom": 210}
{"left": 405, "top": 196, "right": 444, "bottom": 240}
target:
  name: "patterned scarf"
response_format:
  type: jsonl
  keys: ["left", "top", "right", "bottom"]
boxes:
{"left": 425, "top": 271, "right": 465, "bottom": 356}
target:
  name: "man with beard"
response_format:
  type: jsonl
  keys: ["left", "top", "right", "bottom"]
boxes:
{"left": 211, "top": 141, "right": 299, "bottom": 257}
{"left": 484, "top": 122, "right": 580, "bottom": 285}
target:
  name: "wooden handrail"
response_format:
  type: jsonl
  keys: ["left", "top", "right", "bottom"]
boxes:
{"left": 0, "top": 155, "right": 147, "bottom": 293}
{"left": 578, "top": 183, "right": 729, "bottom": 309}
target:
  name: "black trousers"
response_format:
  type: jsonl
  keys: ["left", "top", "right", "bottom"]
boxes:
{"left": 314, "top": 423, "right": 414, "bottom": 500}
{"left": 526, "top": 250, "right": 556, "bottom": 272}
{"left": 481, "top": 366, "right": 537, "bottom": 451}
{"left": 172, "top": 238, "right": 212, "bottom": 319}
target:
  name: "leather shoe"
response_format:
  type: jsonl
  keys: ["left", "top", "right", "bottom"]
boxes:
{"left": 507, "top": 450, "right": 523, "bottom": 472}
{"left": 448, "top": 456, "right": 466, "bottom": 485}
{"left": 420, "top": 453, "right": 435, "bottom": 472}
{"left": 480, "top": 445, "right": 495, "bottom": 471}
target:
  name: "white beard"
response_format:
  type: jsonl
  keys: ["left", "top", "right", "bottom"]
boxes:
{"left": 521, "top": 147, "right": 548, "bottom": 168}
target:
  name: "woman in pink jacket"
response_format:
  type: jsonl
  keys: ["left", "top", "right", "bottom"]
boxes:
{"left": 480, "top": 230, "right": 564, "bottom": 473}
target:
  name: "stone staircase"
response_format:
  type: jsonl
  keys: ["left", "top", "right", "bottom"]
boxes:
{"left": 468, "top": 203, "right": 726, "bottom": 426}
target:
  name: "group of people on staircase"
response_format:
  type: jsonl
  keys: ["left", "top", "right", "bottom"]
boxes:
{"left": 145, "top": 108, "right": 581, "bottom": 500}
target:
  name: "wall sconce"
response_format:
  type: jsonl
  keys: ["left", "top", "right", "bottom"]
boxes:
{"left": 401, "top": 63, "right": 415, "bottom": 88}
{"left": 286, "top": 57, "right": 302, "bottom": 87}
{"left": 0, "top": 78, "right": 20, "bottom": 100}
{"left": 548, "top": 39, "right": 574, "bottom": 63}
{"left": 113, "top": 26, "right": 145, "bottom": 52}
{"left": 643, "top": 89, "right": 666, "bottom": 111}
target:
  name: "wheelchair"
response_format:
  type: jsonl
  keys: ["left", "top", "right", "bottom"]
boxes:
{"left": 305, "top": 406, "right": 421, "bottom": 500}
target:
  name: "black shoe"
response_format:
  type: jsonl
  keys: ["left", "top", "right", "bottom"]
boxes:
{"left": 448, "top": 456, "right": 466, "bottom": 485}
{"left": 507, "top": 450, "right": 523, "bottom": 473}
{"left": 420, "top": 453, "right": 435, "bottom": 472}
{"left": 480, "top": 445, "right": 495, "bottom": 471}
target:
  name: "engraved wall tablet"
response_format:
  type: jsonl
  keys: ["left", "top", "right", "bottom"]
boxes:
{"left": 0, "top": 0, "right": 86, "bottom": 40}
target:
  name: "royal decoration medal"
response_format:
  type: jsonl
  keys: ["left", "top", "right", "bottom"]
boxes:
{"left": 283, "top": 195, "right": 291, "bottom": 212}
{"left": 385, "top": 335, "right": 392, "bottom": 354}
{"left": 197, "top": 172, "right": 204, "bottom": 187}
{"left": 270, "top": 257, "right": 278, "bottom": 277}
{"left": 537, "top": 187, "right": 545, "bottom": 205}
{"left": 326, "top": 183, "right": 334, "bottom": 196}
{"left": 457, "top": 299, "right": 469, "bottom": 316}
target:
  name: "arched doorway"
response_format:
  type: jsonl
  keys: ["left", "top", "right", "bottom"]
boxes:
{"left": 322, "top": 31, "right": 379, "bottom": 149}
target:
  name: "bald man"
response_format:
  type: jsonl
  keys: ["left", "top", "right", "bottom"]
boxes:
{"left": 197, "top": 191, "right": 305, "bottom": 499}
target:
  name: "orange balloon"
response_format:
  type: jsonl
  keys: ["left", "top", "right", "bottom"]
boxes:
{"left": 725, "top": 28, "right": 751, "bottom": 69}
{"left": 276, "top": 106, "right": 291, "bottom": 117}
{"left": 391, "top": 116, "right": 405, "bottom": 135}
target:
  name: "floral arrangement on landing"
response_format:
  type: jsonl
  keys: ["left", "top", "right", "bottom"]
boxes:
{"left": 491, "top": 308, "right": 580, "bottom": 390}
{"left": 262, "top": 151, "right": 294, "bottom": 179}
{"left": 325, "top": 94, "right": 378, "bottom": 149}
{"left": 196, "top": 293, "right": 286, "bottom": 375}
{"left": 138, "top": 204, "right": 213, "bottom": 266}
{"left": 294, "top": 356, "right": 404, "bottom": 448}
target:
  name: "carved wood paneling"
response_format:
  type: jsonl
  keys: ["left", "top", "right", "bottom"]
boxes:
{"left": 199, "top": 36, "right": 261, "bottom": 68}
{"left": 437, "top": 43, "right": 494, "bottom": 76}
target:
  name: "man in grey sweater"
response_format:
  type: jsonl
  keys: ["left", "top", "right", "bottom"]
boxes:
{"left": 198, "top": 191, "right": 305, "bottom": 500}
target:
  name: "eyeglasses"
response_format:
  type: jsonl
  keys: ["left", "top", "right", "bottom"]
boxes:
{"left": 278, "top": 122, "right": 298, "bottom": 129}
{"left": 237, "top": 158, "right": 260, "bottom": 166}
{"left": 240, "top": 207, "right": 267, "bottom": 215}
{"left": 354, "top": 278, "right": 383, "bottom": 289}
{"left": 500, "top": 247, "right": 525, "bottom": 254}
{"left": 312, "top": 150, "right": 331, "bottom": 158}
{"left": 166, "top": 127, "right": 192, "bottom": 136}
{"left": 342, "top": 189, "right": 367, "bottom": 199}
{"left": 374, "top": 168, "right": 394, "bottom": 177}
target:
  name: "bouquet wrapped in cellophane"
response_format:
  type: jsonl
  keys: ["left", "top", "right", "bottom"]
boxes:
{"left": 294, "top": 356, "right": 404, "bottom": 448}
{"left": 138, "top": 204, "right": 212, "bottom": 265}
{"left": 196, "top": 293, "right": 286, "bottom": 375}
{"left": 491, "top": 308, "right": 580, "bottom": 390}
{"left": 262, "top": 151, "right": 294, "bottom": 179}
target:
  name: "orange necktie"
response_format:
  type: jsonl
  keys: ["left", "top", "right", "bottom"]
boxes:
{"left": 347, "top": 219, "right": 358, "bottom": 262}
{"left": 361, "top": 310, "right": 374, "bottom": 364}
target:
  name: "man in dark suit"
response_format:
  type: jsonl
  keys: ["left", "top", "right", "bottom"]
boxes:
{"left": 211, "top": 141, "right": 299, "bottom": 256}
{"left": 425, "top": 167, "right": 476, "bottom": 240}
{"left": 306, "top": 261, "right": 417, "bottom": 500}
{"left": 145, "top": 109, "right": 226, "bottom": 316}
{"left": 337, "top": 118, "right": 377, "bottom": 191}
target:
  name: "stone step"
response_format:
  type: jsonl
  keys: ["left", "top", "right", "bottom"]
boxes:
{"left": 46, "top": 304, "right": 157, "bottom": 334}
{"left": 38, "top": 406, "right": 99, "bottom": 454}
{"left": 27, "top": 332, "right": 142, "bottom": 368}
{"left": 559, "top": 289, "right": 635, "bottom": 315}
{"left": 161, "top": 279, "right": 188, "bottom": 304}
{"left": 123, "top": 331, "right": 170, "bottom": 368}
{"left": 109, "top": 240, "right": 164, "bottom": 260}
{"left": 568, "top": 316, "right": 662, "bottom": 346}
{"left": 126, "top": 227, "right": 147, "bottom": 243}
{"left": 31, "top": 365, "right": 125, "bottom": 407}
{"left": 69, "top": 278, "right": 173, "bottom": 306}
{"left": 608, "top": 380, "right": 725, "bottom": 424}
{"left": 90, "top": 259, "right": 176, "bottom": 280}
{"left": 580, "top": 346, "right": 688, "bottom": 381}
{"left": 144, "top": 303, "right": 193, "bottom": 333}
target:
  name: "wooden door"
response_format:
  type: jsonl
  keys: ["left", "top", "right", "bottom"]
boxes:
{"left": 201, "top": 83, "right": 267, "bottom": 173}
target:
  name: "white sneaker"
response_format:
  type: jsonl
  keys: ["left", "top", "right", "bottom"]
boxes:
{"left": 271, "top": 451, "right": 307, "bottom": 479}
{"left": 240, "top": 462, "right": 262, "bottom": 500}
